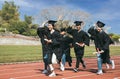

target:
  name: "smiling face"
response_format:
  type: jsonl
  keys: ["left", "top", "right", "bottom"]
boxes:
{"left": 48, "top": 24, "right": 53, "bottom": 31}
{"left": 96, "top": 24, "right": 102, "bottom": 32}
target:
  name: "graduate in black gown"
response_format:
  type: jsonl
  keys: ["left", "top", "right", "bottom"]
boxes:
{"left": 67, "top": 21, "right": 90, "bottom": 72}
{"left": 37, "top": 25, "right": 51, "bottom": 74}
{"left": 44, "top": 20, "right": 62, "bottom": 77}
{"left": 59, "top": 28, "right": 73, "bottom": 71}
{"left": 88, "top": 21, "right": 115, "bottom": 75}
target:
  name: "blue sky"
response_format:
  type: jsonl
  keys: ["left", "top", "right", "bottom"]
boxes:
{"left": 0, "top": 0, "right": 120, "bottom": 34}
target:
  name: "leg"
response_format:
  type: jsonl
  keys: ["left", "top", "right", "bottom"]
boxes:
{"left": 66, "top": 49, "right": 72, "bottom": 67}
{"left": 76, "top": 56, "right": 80, "bottom": 68}
{"left": 62, "top": 53, "right": 66, "bottom": 66}
{"left": 73, "top": 55, "right": 80, "bottom": 72}
{"left": 97, "top": 53, "right": 103, "bottom": 75}
{"left": 80, "top": 57, "right": 86, "bottom": 69}
{"left": 106, "top": 49, "right": 115, "bottom": 69}
{"left": 49, "top": 64, "right": 56, "bottom": 77}
{"left": 42, "top": 54, "right": 48, "bottom": 74}
{"left": 60, "top": 53, "right": 66, "bottom": 71}
{"left": 47, "top": 52, "right": 56, "bottom": 77}
{"left": 107, "top": 59, "right": 115, "bottom": 69}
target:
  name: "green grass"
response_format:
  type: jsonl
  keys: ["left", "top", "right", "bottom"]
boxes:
{"left": 0, "top": 45, "right": 120, "bottom": 63}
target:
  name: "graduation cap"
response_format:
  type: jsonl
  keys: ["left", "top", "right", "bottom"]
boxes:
{"left": 48, "top": 20, "right": 57, "bottom": 27}
{"left": 96, "top": 21, "right": 105, "bottom": 28}
{"left": 74, "top": 21, "right": 83, "bottom": 26}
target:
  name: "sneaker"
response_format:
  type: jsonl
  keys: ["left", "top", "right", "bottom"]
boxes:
{"left": 106, "top": 64, "right": 110, "bottom": 69}
{"left": 42, "top": 70, "right": 48, "bottom": 74}
{"left": 48, "top": 72, "right": 56, "bottom": 77}
{"left": 47, "top": 66, "right": 50, "bottom": 71}
{"left": 111, "top": 60, "right": 115, "bottom": 69}
{"left": 60, "top": 63, "right": 65, "bottom": 71}
{"left": 73, "top": 68, "right": 78, "bottom": 72}
{"left": 97, "top": 70, "right": 103, "bottom": 75}
{"left": 60, "top": 66, "right": 65, "bottom": 71}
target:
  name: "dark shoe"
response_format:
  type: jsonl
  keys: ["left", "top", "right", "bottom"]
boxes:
{"left": 82, "top": 62, "right": 86, "bottom": 69}
{"left": 42, "top": 70, "right": 48, "bottom": 74}
{"left": 73, "top": 68, "right": 78, "bottom": 72}
{"left": 68, "top": 62, "right": 72, "bottom": 67}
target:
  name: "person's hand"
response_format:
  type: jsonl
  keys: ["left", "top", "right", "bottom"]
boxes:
{"left": 79, "top": 43, "right": 85, "bottom": 47}
{"left": 60, "top": 31, "right": 65, "bottom": 35}
{"left": 76, "top": 42, "right": 85, "bottom": 47}
{"left": 47, "top": 40, "right": 52, "bottom": 43}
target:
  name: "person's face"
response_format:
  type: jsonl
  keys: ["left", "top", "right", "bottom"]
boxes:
{"left": 96, "top": 26, "right": 102, "bottom": 32}
{"left": 76, "top": 25, "right": 81, "bottom": 30}
{"left": 48, "top": 24, "right": 53, "bottom": 31}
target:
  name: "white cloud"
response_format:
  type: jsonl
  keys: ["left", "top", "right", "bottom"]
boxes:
{"left": 0, "top": 0, "right": 33, "bottom": 8}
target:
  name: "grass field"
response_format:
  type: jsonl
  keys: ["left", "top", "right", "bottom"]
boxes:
{"left": 0, "top": 45, "right": 120, "bottom": 63}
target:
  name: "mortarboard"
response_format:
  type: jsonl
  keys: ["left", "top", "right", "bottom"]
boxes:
{"left": 96, "top": 21, "right": 105, "bottom": 28}
{"left": 74, "top": 21, "right": 83, "bottom": 26}
{"left": 48, "top": 20, "right": 57, "bottom": 27}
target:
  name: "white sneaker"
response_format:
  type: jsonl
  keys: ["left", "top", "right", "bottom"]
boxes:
{"left": 49, "top": 72, "right": 56, "bottom": 77}
{"left": 42, "top": 70, "right": 48, "bottom": 74}
{"left": 106, "top": 64, "right": 110, "bottom": 69}
{"left": 60, "top": 63, "right": 65, "bottom": 71}
{"left": 73, "top": 68, "right": 78, "bottom": 72}
{"left": 97, "top": 70, "right": 103, "bottom": 75}
{"left": 60, "top": 66, "right": 65, "bottom": 71}
{"left": 111, "top": 60, "right": 115, "bottom": 69}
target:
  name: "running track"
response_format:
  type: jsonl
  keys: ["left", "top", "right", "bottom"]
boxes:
{"left": 0, "top": 56, "right": 120, "bottom": 79}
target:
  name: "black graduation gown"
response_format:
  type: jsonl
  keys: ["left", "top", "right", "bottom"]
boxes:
{"left": 49, "top": 30, "right": 62, "bottom": 63}
{"left": 88, "top": 26, "right": 114, "bottom": 64}
{"left": 88, "top": 26, "right": 99, "bottom": 47}
{"left": 95, "top": 31, "right": 112, "bottom": 63}
{"left": 37, "top": 27, "right": 48, "bottom": 54}
{"left": 67, "top": 28, "right": 90, "bottom": 56}
{"left": 60, "top": 34, "right": 73, "bottom": 63}
{"left": 37, "top": 27, "right": 52, "bottom": 66}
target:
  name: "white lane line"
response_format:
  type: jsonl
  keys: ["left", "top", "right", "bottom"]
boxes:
{"left": 9, "top": 74, "right": 42, "bottom": 79}
{"left": 61, "top": 74, "right": 95, "bottom": 79}
{"left": 0, "top": 70, "right": 35, "bottom": 75}
{"left": 61, "top": 69, "right": 120, "bottom": 79}
{"left": 0, "top": 65, "right": 41, "bottom": 71}
{"left": 114, "top": 77, "right": 120, "bottom": 79}
{"left": 12, "top": 71, "right": 70, "bottom": 79}
{"left": 0, "top": 67, "right": 40, "bottom": 72}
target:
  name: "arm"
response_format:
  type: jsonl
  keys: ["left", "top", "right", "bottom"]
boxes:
{"left": 83, "top": 32, "right": 90, "bottom": 46}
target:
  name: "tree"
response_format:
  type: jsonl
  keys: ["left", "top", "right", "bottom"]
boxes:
{"left": 24, "top": 15, "right": 32, "bottom": 25}
{"left": 109, "top": 33, "right": 120, "bottom": 42}
{"left": 1, "top": 1, "right": 19, "bottom": 22}
{"left": 0, "top": 1, "right": 19, "bottom": 31}
{"left": 0, "top": 1, "right": 38, "bottom": 36}
{"left": 112, "top": 34, "right": 120, "bottom": 42}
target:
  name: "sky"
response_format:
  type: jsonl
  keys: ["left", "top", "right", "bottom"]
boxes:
{"left": 0, "top": 0, "right": 120, "bottom": 34}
